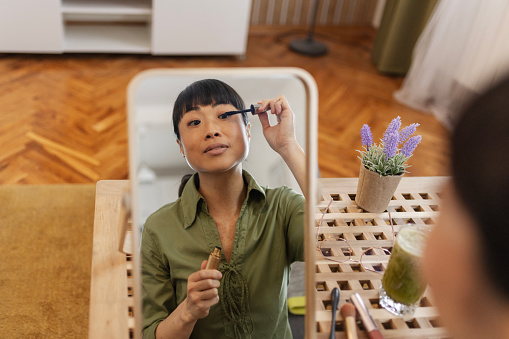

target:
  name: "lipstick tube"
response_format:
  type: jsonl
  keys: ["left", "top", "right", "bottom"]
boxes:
{"left": 350, "top": 293, "right": 384, "bottom": 339}
{"left": 205, "top": 246, "right": 222, "bottom": 270}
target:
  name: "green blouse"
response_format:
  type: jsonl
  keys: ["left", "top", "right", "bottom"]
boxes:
{"left": 141, "top": 171, "right": 304, "bottom": 339}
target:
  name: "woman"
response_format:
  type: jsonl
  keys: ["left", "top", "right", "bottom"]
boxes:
{"left": 424, "top": 75, "right": 509, "bottom": 338}
{"left": 141, "top": 79, "right": 306, "bottom": 339}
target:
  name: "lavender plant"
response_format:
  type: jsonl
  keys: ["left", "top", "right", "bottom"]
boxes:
{"left": 358, "top": 117, "right": 422, "bottom": 176}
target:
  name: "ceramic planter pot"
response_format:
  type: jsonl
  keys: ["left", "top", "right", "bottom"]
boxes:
{"left": 355, "top": 164, "right": 403, "bottom": 213}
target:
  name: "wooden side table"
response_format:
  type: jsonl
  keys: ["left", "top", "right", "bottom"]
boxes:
{"left": 89, "top": 180, "right": 134, "bottom": 339}
{"left": 312, "top": 177, "right": 450, "bottom": 338}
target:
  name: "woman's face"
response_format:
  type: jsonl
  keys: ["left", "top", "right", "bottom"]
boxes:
{"left": 177, "top": 104, "right": 250, "bottom": 174}
{"left": 423, "top": 181, "right": 482, "bottom": 337}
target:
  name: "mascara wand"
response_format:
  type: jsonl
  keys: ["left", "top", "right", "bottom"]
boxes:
{"left": 223, "top": 104, "right": 269, "bottom": 118}
{"left": 330, "top": 287, "right": 340, "bottom": 339}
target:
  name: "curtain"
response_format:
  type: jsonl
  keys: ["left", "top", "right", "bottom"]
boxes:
{"left": 394, "top": 0, "right": 509, "bottom": 129}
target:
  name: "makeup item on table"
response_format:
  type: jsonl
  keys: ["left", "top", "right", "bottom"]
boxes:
{"left": 223, "top": 104, "right": 266, "bottom": 118}
{"left": 340, "top": 302, "right": 358, "bottom": 339}
{"left": 329, "top": 287, "right": 340, "bottom": 339}
{"left": 205, "top": 246, "right": 222, "bottom": 270}
{"left": 350, "top": 293, "right": 384, "bottom": 339}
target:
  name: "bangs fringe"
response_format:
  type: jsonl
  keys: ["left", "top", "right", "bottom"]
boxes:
{"left": 173, "top": 79, "right": 247, "bottom": 139}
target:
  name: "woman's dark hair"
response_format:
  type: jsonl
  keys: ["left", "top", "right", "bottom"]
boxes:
{"left": 174, "top": 79, "right": 248, "bottom": 196}
{"left": 172, "top": 79, "right": 248, "bottom": 141}
{"left": 178, "top": 174, "right": 195, "bottom": 198}
{"left": 451, "top": 75, "right": 509, "bottom": 300}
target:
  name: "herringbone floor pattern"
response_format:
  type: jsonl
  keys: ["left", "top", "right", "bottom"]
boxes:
{"left": 0, "top": 26, "right": 449, "bottom": 184}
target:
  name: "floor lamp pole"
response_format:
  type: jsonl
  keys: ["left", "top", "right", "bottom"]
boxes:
{"left": 289, "top": 0, "right": 328, "bottom": 56}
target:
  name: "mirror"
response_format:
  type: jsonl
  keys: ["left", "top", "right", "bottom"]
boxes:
{"left": 127, "top": 68, "right": 318, "bottom": 338}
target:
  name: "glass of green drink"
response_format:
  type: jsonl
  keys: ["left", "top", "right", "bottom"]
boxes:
{"left": 379, "top": 225, "right": 429, "bottom": 316}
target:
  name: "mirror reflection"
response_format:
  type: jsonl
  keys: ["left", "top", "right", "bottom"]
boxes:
{"left": 129, "top": 69, "right": 314, "bottom": 339}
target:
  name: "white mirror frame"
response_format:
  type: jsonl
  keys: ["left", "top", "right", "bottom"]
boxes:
{"left": 127, "top": 67, "right": 318, "bottom": 339}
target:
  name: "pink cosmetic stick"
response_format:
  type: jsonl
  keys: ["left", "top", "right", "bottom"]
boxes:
{"left": 350, "top": 293, "right": 384, "bottom": 339}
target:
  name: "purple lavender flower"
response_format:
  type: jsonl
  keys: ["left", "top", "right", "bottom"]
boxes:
{"left": 360, "top": 124, "right": 374, "bottom": 150}
{"left": 401, "top": 135, "right": 422, "bottom": 157}
{"left": 382, "top": 116, "right": 402, "bottom": 145}
{"left": 399, "top": 123, "right": 420, "bottom": 144}
{"left": 383, "top": 131, "right": 399, "bottom": 159}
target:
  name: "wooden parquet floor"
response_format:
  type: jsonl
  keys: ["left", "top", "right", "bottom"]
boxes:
{"left": 0, "top": 26, "right": 449, "bottom": 184}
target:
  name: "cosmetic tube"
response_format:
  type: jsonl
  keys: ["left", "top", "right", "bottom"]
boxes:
{"left": 350, "top": 293, "right": 384, "bottom": 339}
{"left": 205, "top": 246, "right": 222, "bottom": 270}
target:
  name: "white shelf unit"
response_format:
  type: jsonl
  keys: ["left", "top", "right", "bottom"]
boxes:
{"left": 61, "top": 0, "right": 152, "bottom": 53}
{"left": 61, "top": 0, "right": 152, "bottom": 17}
{"left": 0, "top": 0, "right": 251, "bottom": 55}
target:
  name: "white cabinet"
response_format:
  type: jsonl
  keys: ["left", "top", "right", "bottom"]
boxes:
{"left": 0, "top": 0, "right": 63, "bottom": 53}
{"left": 152, "top": 0, "right": 251, "bottom": 55}
{"left": 0, "top": 0, "right": 251, "bottom": 55}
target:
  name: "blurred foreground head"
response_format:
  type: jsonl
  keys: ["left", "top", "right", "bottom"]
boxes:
{"left": 451, "top": 75, "right": 509, "bottom": 296}
{"left": 424, "top": 74, "right": 509, "bottom": 339}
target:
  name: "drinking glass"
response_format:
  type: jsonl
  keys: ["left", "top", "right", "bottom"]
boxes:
{"left": 379, "top": 225, "right": 429, "bottom": 316}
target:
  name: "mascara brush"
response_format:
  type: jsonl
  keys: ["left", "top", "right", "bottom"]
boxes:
{"left": 223, "top": 104, "right": 267, "bottom": 118}
{"left": 329, "top": 287, "right": 340, "bottom": 339}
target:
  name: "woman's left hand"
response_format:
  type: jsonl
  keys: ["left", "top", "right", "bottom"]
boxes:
{"left": 256, "top": 95, "right": 306, "bottom": 196}
{"left": 256, "top": 95, "right": 298, "bottom": 155}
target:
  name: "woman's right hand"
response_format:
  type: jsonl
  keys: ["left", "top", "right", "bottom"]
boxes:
{"left": 182, "top": 260, "right": 222, "bottom": 322}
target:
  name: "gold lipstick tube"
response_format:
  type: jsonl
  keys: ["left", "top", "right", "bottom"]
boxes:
{"left": 205, "top": 246, "right": 221, "bottom": 270}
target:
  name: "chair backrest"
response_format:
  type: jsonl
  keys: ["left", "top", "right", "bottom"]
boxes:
{"left": 127, "top": 67, "right": 314, "bottom": 224}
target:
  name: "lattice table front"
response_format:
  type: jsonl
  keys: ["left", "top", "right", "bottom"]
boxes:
{"left": 313, "top": 177, "right": 450, "bottom": 338}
